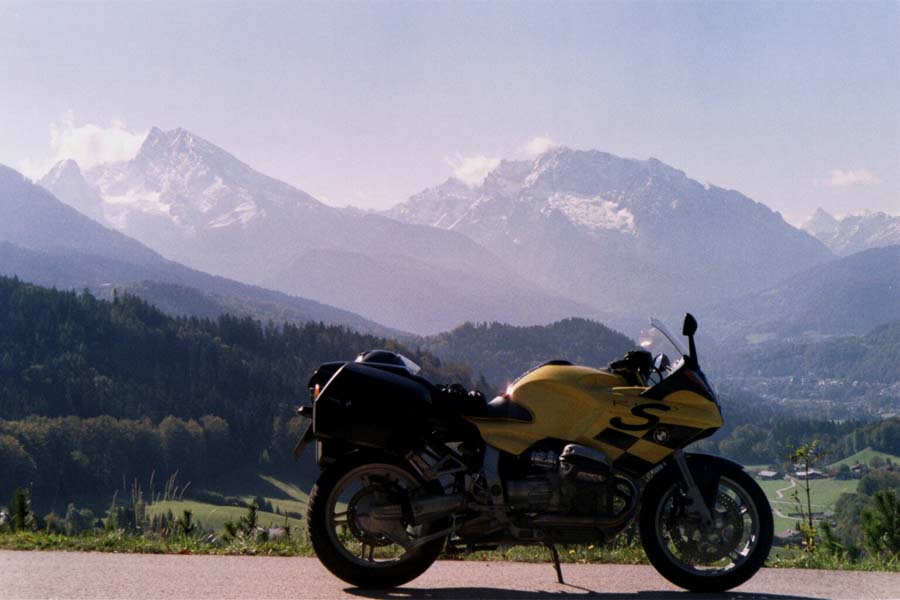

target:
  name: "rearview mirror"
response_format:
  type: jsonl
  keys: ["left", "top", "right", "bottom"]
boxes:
{"left": 682, "top": 313, "right": 697, "bottom": 337}
{"left": 654, "top": 353, "right": 671, "bottom": 373}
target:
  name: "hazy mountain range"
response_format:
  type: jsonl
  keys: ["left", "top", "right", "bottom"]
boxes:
{"left": 38, "top": 128, "right": 593, "bottom": 333}
{"left": 388, "top": 148, "right": 832, "bottom": 319}
{"left": 802, "top": 208, "right": 900, "bottom": 256}
{"left": 2, "top": 125, "right": 892, "bottom": 342}
{"left": 706, "top": 245, "right": 900, "bottom": 339}
{"left": 0, "top": 164, "right": 393, "bottom": 335}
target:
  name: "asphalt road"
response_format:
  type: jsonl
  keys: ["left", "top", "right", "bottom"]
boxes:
{"left": 2, "top": 551, "right": 898, "bottom": 600}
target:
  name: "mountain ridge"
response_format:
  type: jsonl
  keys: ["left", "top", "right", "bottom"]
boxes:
{"left": 387, "top": 146, "right": 832, "bottom": 320}
{"left": 706, "top": 244, "right": 900, "bottom": 340}
{"left": 802, "top": 208, "right": 900, "bottom": 256}
{"left": 1, "top": 164, "right": 399, "bottom": 335}
{"left": 40, "top": 128, "right": 607, "bottom": 334}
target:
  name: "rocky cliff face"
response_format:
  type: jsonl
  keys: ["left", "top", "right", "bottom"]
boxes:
{"left": 388, "top": 147, "right": 832, "bottom": 318}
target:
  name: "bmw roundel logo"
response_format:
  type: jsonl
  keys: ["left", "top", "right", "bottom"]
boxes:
{"left": 653, "top": 427, "right": 670, "bottom": 444}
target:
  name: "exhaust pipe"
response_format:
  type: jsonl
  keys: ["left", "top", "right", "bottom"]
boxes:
{"left": 528, "top": 513, "right": 632, "bottom": 528}
{"left": 411, "top": 494, "right": 466, "bottom": 522}
{"left": 371, "top": 493, "right": 466, "bottom": 523}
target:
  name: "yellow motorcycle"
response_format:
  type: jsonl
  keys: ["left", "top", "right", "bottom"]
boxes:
{"left": 297, "top": 314, "right": 773, "bottom": 592}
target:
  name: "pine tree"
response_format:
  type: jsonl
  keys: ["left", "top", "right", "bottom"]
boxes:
{"left": 176, "top": 510, "right": 196, "bottom": 536}
{"left": 104, "top": 491, "right": 119, "bottom": 531}
{"left": 861, "top": 490, "right": 900, "bottom": 556}
{"left": 9, "top": 489, "right": 30, "bottom": 532}
{"left": 238, "top": 502, "right": 258, "bottom": 535}
{"left": 64, "top": 503, "right": 79, "bottom": 536}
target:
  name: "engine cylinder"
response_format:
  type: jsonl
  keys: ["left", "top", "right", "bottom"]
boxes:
{"left": 559, "top": 444, "right": 610, "bottom": 482}
{"left": 530, "top": 449, "right": 558, "bottom": 469}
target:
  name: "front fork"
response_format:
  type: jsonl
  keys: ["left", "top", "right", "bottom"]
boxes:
{"left": 673, "top": 450, "right": 714, "bottom": 527}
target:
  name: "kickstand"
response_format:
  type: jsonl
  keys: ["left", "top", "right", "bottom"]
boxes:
{"left": 545, "top": 543, "right": 564, "bottom": 584}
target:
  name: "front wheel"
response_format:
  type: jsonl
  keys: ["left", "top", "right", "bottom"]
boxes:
{"left": 306, "top": 453, "right": 446, "bottom": 589}
{"left": 639, "top": 456, "right": 773, "bottom": 593}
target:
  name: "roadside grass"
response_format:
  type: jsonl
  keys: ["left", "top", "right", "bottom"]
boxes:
{"left": 1, "top": 531, "right": 897, "bottom": 571}
{"left": 4, "top": 470, "right": 895, "bottom": 571}
{"left": 767, "top": 550, "right": 900, "bottom": 572}
{"left": 0, "top": 530, "right": 314, "bottom": 556}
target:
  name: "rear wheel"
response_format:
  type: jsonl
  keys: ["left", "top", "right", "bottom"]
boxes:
{"left": 639, "top": 457, "right": 773, "bottom": 592}
{"left": 307, "top": 454, "right": 446, "bottom": 589}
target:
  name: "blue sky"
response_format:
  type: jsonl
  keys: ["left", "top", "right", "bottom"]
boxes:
{"left": 1, "top": 1, "right": 896, "bottom": 223}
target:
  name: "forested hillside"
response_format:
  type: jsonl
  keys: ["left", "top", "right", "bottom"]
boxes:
{"left": 697, "top": 385, "right": 900, "bottom": 465}
{"left": 2, "top": 275, "right": 897, "bottom": 522}
{"left": 423, "top": 318, "right": 635, "bottom": 387}
{"left": 0, "top": 276, "right": 474, "bottom": 507}
{"left": 707, "top": 321, "right": 900, "bottom": 419}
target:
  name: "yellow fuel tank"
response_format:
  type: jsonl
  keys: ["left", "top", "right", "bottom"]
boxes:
{"left": 466, "top": 364, "right": 722, "bottom": 476}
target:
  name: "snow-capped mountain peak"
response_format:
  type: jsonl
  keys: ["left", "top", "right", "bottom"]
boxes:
{"left": 387, "top": 146, "right": 830, "bottom": 316}
{"left": 543, "top": 192, "right": 636, "bottom": 233}
{"left": 40, "top": 158, "right": 82, "bottom": 185}
{"left": 39, "top": 126, "right": 329, "bottom": 275}
{"left": 43, "top": 127, "right": 330, "bottom": 239}
{"left": 37, "top": 159, "right": 105, "bottom": 223}
{"left": 802, "top": 208, "right": 900, "bottom": 256}
{"left": 802, "top": 208, "right": 840, "bottom": 238}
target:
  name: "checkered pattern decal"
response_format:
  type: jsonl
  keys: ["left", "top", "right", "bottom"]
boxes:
{"left": 593, "top": 424, "right": 704, "bottom": 476}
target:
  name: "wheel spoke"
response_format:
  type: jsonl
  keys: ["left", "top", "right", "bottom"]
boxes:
{"left": 322, "top": 463, "right": 440, "bottom": 568}
{"left": 654, "top": 474, "right": 766, "bottom": 576}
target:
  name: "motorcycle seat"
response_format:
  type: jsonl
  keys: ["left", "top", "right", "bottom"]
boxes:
{"left": 434, "top": 385, "right": 531, "bottom": 422}
{"left": 478, "top": 394, "right": 532, "bottom": 422}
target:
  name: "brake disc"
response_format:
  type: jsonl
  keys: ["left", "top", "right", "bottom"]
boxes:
{"left": 667, "top": 492, "right": 744, "bottom": 563}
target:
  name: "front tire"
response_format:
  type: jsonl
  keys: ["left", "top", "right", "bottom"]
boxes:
{"left": 639, "top": 456, "right": 773, "bottom": 592}
{"left": 307, "top": 453, "right": 446, "bottom": 589}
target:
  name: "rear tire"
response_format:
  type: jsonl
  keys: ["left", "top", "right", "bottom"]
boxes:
{"left": 639, "top": 456, "right": 773, "bottom": 592}
{"left": 307, "top": 453, "right": 446, "bottom": 589}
